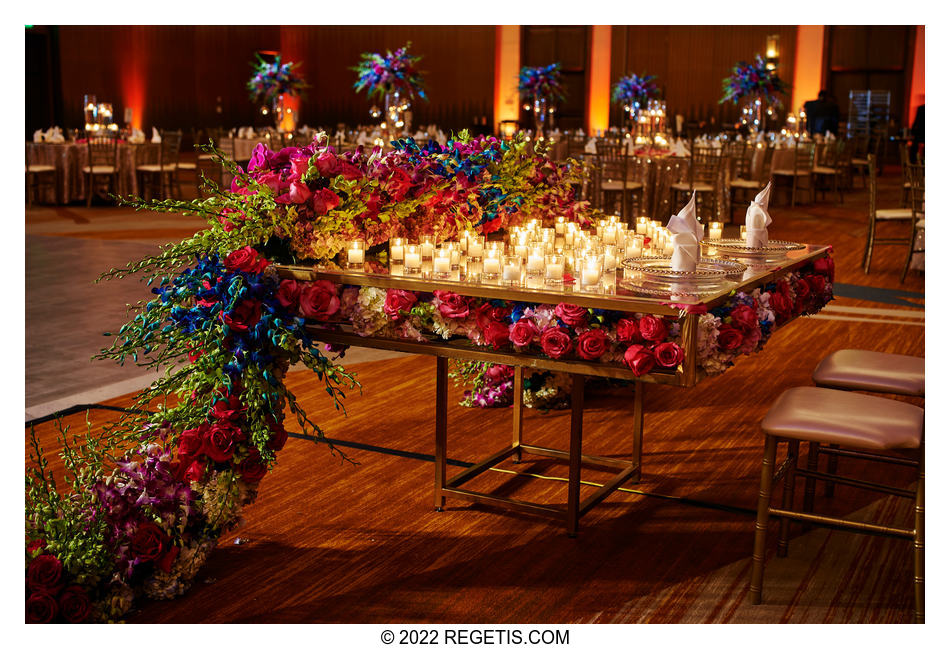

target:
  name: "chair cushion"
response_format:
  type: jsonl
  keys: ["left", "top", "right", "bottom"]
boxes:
{"left": 730, "top": 178, "right": 761, "bottom": 188}
{"left": 851, "top": 158, "right": 869, "bottom": 166}
{"left": 812, "top": 165, "right": 836, "bottom": 174}
{"left": 83, "top": 165, "right": 115, "bottom": 174}
{"left": 137, "top": 164, "right": 173, "bottom": 173}
{"left": 762, "top": 387, "right": 922, "bottom": 450}
{"left": 916, "top": 218, "right": 925, "bottom": 229}
{"left": 671, "top": 182, "right": 714, "bottom": 192}
{"left": 27, "top": 165, "right": 56, "bottom": 173}
{"left": 813, "top": 349, "right": 924, "bottom": 396}
{"left": 176, "top": 162, "right": 197, "bottom": 169}
{"left": 198, "top": 154, "right": 215, "bottom": 160}
{"left": 601, "top": 180, "right": 643, "bottom": 191}
{"left": 875, "top": 208, "right": 913, "bottom": 220}
{"left": 772, "top": 169, "right": 810, "bottom": 176}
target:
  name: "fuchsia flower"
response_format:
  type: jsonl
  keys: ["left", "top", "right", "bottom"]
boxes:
{"left": 383, "top": 289, "right": 418, "bottom": 320}
{"left": 576, "top": 328, "right": 609, "bottom": 360}
{"left": 312, "top": 188, "right": 341, "bottom": 215}
{"left": 623, "top": 345, "right": 655, "bottom": 376}
{"left": 299, "top": 281, "right": 341, "bottom": 321}
{"left": 654, "top": 342, "right": 685, "bottom": 368}
{"left": 224, "top": 246, "right": 269, "bottom": 274}
{"left": 616, "top": 318, "right": 642, "bottom": 343}
{"left": 509, "top": 319, "right": 540, "bottom": 348}
{"left": 638, "top": 315, "right": 668, "bottom": 342}
{"left": 554, "top": 303, "right": 588, "bottom": 327}
{"left": 433, "top": 291, "right": 470, "bottom": 319}
{"left": 483, "top": 321, "right": 510, "bottom": 349}
{"left": 540, "top": 327, "right": 572, "bottom": 359}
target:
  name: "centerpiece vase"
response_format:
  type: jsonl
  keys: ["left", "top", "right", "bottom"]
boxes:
{"left": 273, "top": 94, "right": 286, "bottom": 132}
{"left": 384, "top": 90, "right": 406, "bottom": 144}
{"left": 533, "top": 95, "right": 548, "bottom": 139}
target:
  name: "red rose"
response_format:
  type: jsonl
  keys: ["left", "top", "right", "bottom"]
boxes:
{"left": 315, "top": 151, "right": 343, "bottom": 177}
{"left": 223, "top": 299, "right": 262, "bottom": 333}
{"left": 237, "top": 450, "right": 269, "bottom": 483}
{"left": 26, "top": 538, "right": 46, "bottom": 556}
{"left": 615, "top": 318, "right": 642, "bottom": 343}
{"left": 177, "top": 424, "right": 205, "bottom": 458}
{"left": 340, "top": 161, "right": 363, "bottom": 181}
{"left": 509, "top": 319, "right": 539, "bottom": 347}
{"left": 717, "top": 324, "right": 744, "bottom": 350}
{"left": 540, "top": 327, "right": 573, "bottom": 359}
{"left": 212, "top": 393, "right": 244, "bottom": 422}
{"left": 795, "top": 279, "right": 811, "bottom": 300}
{"left": 484, "top": 364, "right": 514, "bottom": 385}
{"left": 312, "top": 187, "right": 341, "bottom": 215}
{"left": 266, "top": 416, "right": 289, "bottom": 452}
{"left": 483, "top": 321, "right": 511, "bottom": 349}
{"left": 383, "top": 289, "right": 418, "bottom": 321}
{"left": 299, "top": 281, "right": 341, "bottom": 321}
{"left": 805, "top": 274, "right": 826, "bottom": 294}
{"left": 654, "top": 342, "right": 685, "bottom": 367}
{"left": 623, "top": 345, "right": 656, "bottom": 376}
{"left": 25, "top": 591, "right": 57, "bottom": 624}
{"left": 555, "top": 303, "right": 589, "bottom": 327}
{"left": 385, "top": 167, "right": 413, "bottom": 201}
{"left": 27, "top": 554, "right": 63, "bottom": 594}
{"left": 775, "top": 279, "right": 791, "bottom": 297}
{"left": 155, "top": 545, "right": 180, "bottom": 574}
{"left": 475, "top": 302, "right": 511, "bottom": 330}
{"left": 58, "top": 585, "right": 93, "bottom": 623}
{"left": 576, "top": 328, "right": 609, "bottom": 360}
{"left": 730, "top": 305, "right": 758, "bottom": 333}
{"left": 201, "top": 420, "right": 244, "bottom": 462}
{"left": 224, "top": 246, "right": 269, "bottom": 274}
{"left": 434, "top": 291, "right": 471, "bottom": 319}
{"left": 276, "top": 279, "right": 302, "bottom": 310}
{"left": 130, "top": 521, "right": 170, "bottom": 562}
{"left": 770, "top": 291, "right": 793, "bottom": 318}
{"left": 812, "top": 255, "right": 835, "bottom": 282}
{"left": 183, "top": 459, "right": 206, "bottom": 483}
{"left": 638, "top": 315, "right": 668, "bottom": 342}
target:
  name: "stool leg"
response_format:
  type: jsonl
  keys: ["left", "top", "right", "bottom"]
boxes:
{"left": 777, "top": 440, "right": 799, "bottom": 558}
{"left": 914, "top": 442, "right": 924, "bottom": 623}
{"left": 825, "top": 443, "right": 840, "bottom": 497}
{"left": 803, "top": 441, "right": 820, "bottom": 530}
{"left": 750, "top": 434, "right": 778, "bottom": 604}
{"left": 512, "top": 365, "right": 524, "bottom": 463}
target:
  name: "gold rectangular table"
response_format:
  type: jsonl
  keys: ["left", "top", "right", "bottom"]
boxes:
{"left": 277, "top": 244, "right": 830, "bottom": 535}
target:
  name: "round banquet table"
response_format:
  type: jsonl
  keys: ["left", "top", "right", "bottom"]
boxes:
{"left": 26, "top": 141, "right": 159, "bottom": 205}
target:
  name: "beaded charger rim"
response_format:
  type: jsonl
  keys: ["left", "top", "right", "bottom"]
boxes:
{"left": 701, "top": 239, "right": 806, "bottom": 255}
{"left": 620, "top": 255, "right": 748, "bottom": 280}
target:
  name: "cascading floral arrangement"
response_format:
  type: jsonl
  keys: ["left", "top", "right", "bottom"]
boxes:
{"left": 611, "top": 73, "right": 659, "bottom": 109}
{"left": 247, "top": 53, "right": 307, "bottom": 105}
{"left": 720, "top": 54, "right": 789, "bottom": 108}
{"left": 353, "top": 42, "right": 427, "bottom": 102}
{"left": 518, "top": 63, "right": 566, "bottom": 106}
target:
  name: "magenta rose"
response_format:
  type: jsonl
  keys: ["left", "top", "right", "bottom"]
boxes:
{"left": 212, "top": 393, "right": 244, "bottom": 421}
{"left": 58, "top": 585, "right": 93, "bottom": 623}
{"left": 383, "top": 289, "right": 418, "bottom": 321}
{"left": 183, "top": 459, "right": 206, "bottom": 483}
{"left": 27, "top": 554, "right": 63, "bottom": 594}
{"left": 509, "top": 319, "right": 539, "bottom": 347}
{"left": 475, "top": 302, "right": 512, "bottom": 330}
{"left": 25, "top": 591, "right": 57, "bottom": 624}
{"left": 730, "top": 305, "right": 758, "bottom": 333}
{"left": 237, "top": 450, "right": 269, "bottom": 483}
{"left": 340, "top": 161, "right": 363, "bottom": 181}
{"left": 201, "top": 420, "right": 244, "bottom": 462}
{"left": 795, "top": 279, "right": 811, "bottom": 300}
{"left": 177, "top": 425, "right": 205, "bottom": 458}
{"left": 616, "top": 318, "right": 642, "bottom": 343}
{"left": 576, "top": 328, "right": 609, "bottom": 360}
{"left": 276, "top": 279, "right": 302, "bottom": 310}
{"left": 623, "top": 345, "right": 656, "bottom": 377}
{"left": 770, "top": 291, "right": 793, "bottom": 318}
{"left": 224, "top": 246, "right": 269, "bottom": 274}
{"left": 26, "top": 539, "right": 46, "bottom": 556}
{"left": 155, "top": 545, "right": 180, "bottom": 574}
{"left": 315, "top": 151, "right": 343, "bottom": 177}
{"left": 717, "top": 324, "right": 744, "bottom": 351}
{"left": 276, "top": 180, "right": 312, "bottom": 205}
{"left": 129, "top": 521, "right": 170, "bottom": 562}
{"left": 223, "top": 299, "right": 262, "bottom": 333}
{"left": 555, "top": 303, "right": 589, "bottom": 327}
{"left": 299, "top": 281, "right": 341, "bottom": 321}
{"left": 483, "top": 321, "right": 511, "bottom": 349}
{"left": 540, "top": 327, "right": 573, "bottom": 359}
{"left": 654, "top": 342, "right": 685, "bottom": 367}
{"left": 638, "top": 315, "right": 668, "bottom": 342}
{"left": 312, "top": 187, "right": 341, "bottom": 215}
{"left": 433, "top": 290, "right": 470, "bottom": 319}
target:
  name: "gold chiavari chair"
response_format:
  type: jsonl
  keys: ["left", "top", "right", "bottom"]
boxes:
{"left": 727, "top": 140, "right": 773, "bottom": 223}
{"left": 771, "top": 139, "right": 816, "bottom": 207}
{"left": 671, "top": 141, "right": 723, "bottom": 222}
{"left": 811, "top": 139, "right": 846, "bottom": 203}
{"left": 136, "top": 129, "right": 183, "bottom": 200}
{"left": 901, "top": 160, "right": 924, "bottom": 283}
{"left": 25, "top": 144, "right": 56, "bottom": 208}
{"left": 863, "top": 153, "right": 914, "bottom": 274}
{"left": 83, "top": 132, "right": 119, "bottom": 207}
{"left": 594, "top": 140, "right": 644, "bottom": 223}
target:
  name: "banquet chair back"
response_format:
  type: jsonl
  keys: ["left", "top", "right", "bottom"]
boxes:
{"left": 25, "top": 143, "right": 57, "bottom": 207}
{"left": 727, "top": 141, "right": 770, "bottom": 223}
{"left": 672, "top": 144, "right": 723, "bottom": 221}
{"left": 83, "top": 133, "right": 119, "bottom": 207}
{"left": 158, "top": 130, "right": 183, "bottom": 172}
{"left": 901, "top": 161, "right": 925, "bottom": 282}
{"left": 594, "top": 141, "right": 636, "bottom": 221}
{"left": 863, "top": 154, "right": 914, "bottom": 274}
{"left": 812, "top": 139, "right": 845, "bottom": 203}
{"left": 771, "top": 139, "right": 815, "bottom": 207}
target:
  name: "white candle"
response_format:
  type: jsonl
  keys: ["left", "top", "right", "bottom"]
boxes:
{"left": 546, "top": 263, "right": 563, "bottom": 279}
{"left": 636, "top": 219, "right": 648, "bottom": 235}
{"left": 503, "top": 264, "right": 520, "bottom": 281}
{"left": 527, "top": 254, "right": 544, "bottom": 272}
{"left": 468, "top": 242, "right": 483, "bottom": 258}
{"left": 555, "top": 217, "right": 566, "bottom": 234}
{"left": 625, "top": 241, "right": 642, "bottom": 258}
{"left": 604, "top": 252, "right": 616, "bottom": 271}
{"left": 483, "top": 257, "right": 501, "bottom": 274}
{"left": 603, "top": 227, "right": 617, "bottom": 245}
{"left": 514, "top": 244, "right": 528, "bottom": 259}
{"left": 405, "top": 252, "right": 421, "bottom": 268}
{"left": 709, "top": 223, "right": 723, "bottom": 240}
{"left": 421, "top": 242, "right": 434, "bottom": 259}
{"left": 347, "top": 248, "right": 364, "bottom": 264}
{"left": 582, "top": 267, "right": 600, "bottom": 286}
{"left": 390, "top": 244, "right": 405, "bottom": 261}
{"left": 434, "top": 256, "right": 451, "bottom": 273}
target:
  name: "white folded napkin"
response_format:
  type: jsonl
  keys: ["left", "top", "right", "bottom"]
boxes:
{"left": 667, "top": 192, "right": 702, "bottom": 271}
{"left": 48, "top": 126, "right": 65, "bottom": 143}
{"left": 671, "top": 139, "right": 689, "bottom": 157}
{"left": 577, "top": 129, "right": 585, "bottom": 138}
{"left": 436, "top": 129, "right": 447, "bottom": 146}
{"left": 151, "top": 127, "right": 162, "bottom": 143}
{"left": 413, "top": 129, "right": 426, "bottom": 140}
{"left": 33, "top": 129, "right": 44, "bottom": 143}
{"left": 584, "top": 138, "right": 598, "bottom": 154}
{"left": 245, "top": 127, "right": 256, "bottom": 138}
{"left": 756, "top": 131, "right": 765, "bottom": 142}
{"left": 129, "top": 128, "right": 145, "bottom": 144}
{"left": 745, "top": 182, "right": 773, "bottom": 248}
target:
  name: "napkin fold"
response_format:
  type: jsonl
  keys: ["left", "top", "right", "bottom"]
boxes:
{"left": 744, "top": 182, "right": 773, "bottom": 248}
{"left": 667, "top": 192, "right": 703, "bottom": 272}
{"left": 151, "top": 127, "right": 162, "bottom": 143}
{"left": 47, "top": 126, "right": 65, "bottom": 143}
{"left": 584, "top": 138, "right": 598, "bottom": 154}
{"left": 129, "top": 128, "right": 146, "bottom": 144}
{"left": 671, "top": 139, "right": 689, "bottom": 157}
{"left": 33, "top": 129, "right": 44, "bottom": 143}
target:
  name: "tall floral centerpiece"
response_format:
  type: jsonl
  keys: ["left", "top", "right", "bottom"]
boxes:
{"left": 720, "top": 54, "right": 789, "bottom": 135}
{"left": 353, "top": 42, "right": 427, "bottom": 144}
{"left": 611, "top": 73, "right": 659, "bottom": 130}
{"left": 518, "top": 63, "right": 566, "bottom": 139}
{"left": 247, "top": 54, "right": 307, "bottom": 132}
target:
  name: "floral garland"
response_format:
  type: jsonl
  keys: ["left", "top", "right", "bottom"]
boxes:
{"left": 518, "top": 63, "right": 566, "bottom": 106}
{"left": 720, "top": 54, "right": 789, "bottom": 109}
{"left": 353, "top": 42, "right": 427, "bottom": 102}
{"left": 247, "top": 53, "right": 307, "bottom": 105}
{"left": 611, "top": 73, "right": 659, "bottom": 108}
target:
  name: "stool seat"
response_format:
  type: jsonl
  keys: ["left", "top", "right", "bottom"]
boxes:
{"left": 813, "top": 349, "right": 924, "bottom": 396}
{"left": 761, "top": 386, "right": 922, "bottom": 450}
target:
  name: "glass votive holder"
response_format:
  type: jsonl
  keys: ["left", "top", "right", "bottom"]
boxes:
{"left": 554, "top": 216, "right": 566, "bottom": 234}
{"left": 525, "top": 246, "right": 546, "bottom": 276}
{"left": 502, "top": 255, "right": 523, "bottom": 286}
{"left": 636, "top": 216, "right": 649, "bottom": 235}
{"left": 404, "top": 244, "right": 423, "bottom": 275}
{"left": 346, "top": 240, "right": 365, "bottom": 270}
{"left": 389, "top": 237, "right": 407, "bottom": 271}
{"left": 624, "top": 233, "right": 645, "bottom": 259}
{"left": 579, "top": 253, "right": 604, "bottom": 290}
{"left": 602, "top": 225, "right": 619, "bottom": 245}
{"left": 603, "top": 244, "right": 618, "bottom": 272}
{"left": 708, "top": 222, "right": 723, "bottom": 240}
{"left": 467, "top": 235, "right": 485, "bottom": 262}
{"left": 739, "top": 225, "right": 747, "bottom": 239}
{"left": 419, "top": 234, "right": 435, "bottom": 263}
{"left": 433, "top": 246, "right": 454, "bottom": 278}
{"left": 545, "top": 254, "right": 566, "bottom": 285}
{"left": 481, "top": 249, "right": 502, "bottom": 279}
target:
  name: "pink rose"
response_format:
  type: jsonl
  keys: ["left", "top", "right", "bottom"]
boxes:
{"left": 299, "top": 281, "right": 341, "bottom": 321}
{"left": 484, "top": 364, "right": 514, "bottom": 385}
{"left": 212, "top": 393, "right": 244, "bottom": 421}
{"left": 383, "top": 289, "right": 418, "bottom": 321}
{"left": 312, "top": 187, "right": 341, "bottom": 215}
{"left": 540, "top": 327, "right": 572, "bottom": 359}
{"left": 276, "top": 279, "right": 302, "bottom": 310}
{"left": 795, "top": 279, "right": 811, "bottom": 300}
{"left": 224, "top": 246, "right": 269, "bottom": 274}
{"left": 509, "top": 319, "right": 539, "bottom": 347}
{"left": 27, "top": 554, "right": 63, "bottom": 595}
{"left": 177, "top": 425, "right": 205, "bottom": 458}
{"left": 483, "top": 321, "right": 510, "bottom": 349}
{"left": 266, "top": 416, "right": 289, "bottom": 452}
{"left": 576, "top": 328, "right": 609, "bottom": 360}
{"left": 58, "top": 585, "right": 92, "bottom": 623}
{"left": 315, "top": 151, "right": 343, "bottom": 177}
{"left": 717, "top": 324, "right": 744, "bottom": 351}
{"left": 654, "top": 342, "right": 685, "bottom": 367}
{"left": 730, "top": 305, "right": 758, "bottom": 333}
{"left": 623, "top": 344, "right": 655, "bottom": 376}
{"left": 616, "top": 318, "right": 642, "bottom": 343}
{"left": 183, "top": 459, "right": 206, "bottom": 483}
{"left": 555, "top": 303, "right": 588, "bottom": 327}
{"left": 638, "top": 315, "right": 668, "bottom": 342}
{"left": 433, "top": 290, "right": 470, "bottom": 319}
{"left": 25, "top": 591, "right": 57, "bottom": 624}
{"left": 237, "top": 449, "right": 268, "bottom": 483}
{"left": 276, "top": 180, "right": 312, "bottom": 205}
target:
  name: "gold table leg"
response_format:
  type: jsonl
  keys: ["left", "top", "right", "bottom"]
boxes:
{"left": 567, "top": 374, "right": 584, "bottom": 537}
{"left": 434, "top": 356, "right": 448, "bottom": 512}
{"left": 512, "top": 365, "right": 524, "bottom": 463}
{"left": 750, "top": 434, "right": 778, "bottom": 604}
{"left": 632, "top": 380, "right": 644, "bottom": 483}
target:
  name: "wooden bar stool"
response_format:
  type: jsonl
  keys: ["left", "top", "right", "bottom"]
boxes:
{"left": 748, "top": 386, "right": 924, "bottom": 622}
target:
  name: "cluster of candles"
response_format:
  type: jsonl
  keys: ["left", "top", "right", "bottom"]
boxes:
{"left": 344, "top": 214, "right": 728, "bottom": 291}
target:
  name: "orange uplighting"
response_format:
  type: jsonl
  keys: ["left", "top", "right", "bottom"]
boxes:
{"left": 792, "top": 25, "right": 825, "bottom": 114}
{"left": 494, "top": 26, "right": 521, "bottom": 133}
{"left": 587, "top": 25, "right": 611, "bottom": 134}
{"left": 119, "top": 26, "right": 146, "bottom": 130}
{"left": 907, "top": 25, "right": 924, "bottom": 127}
